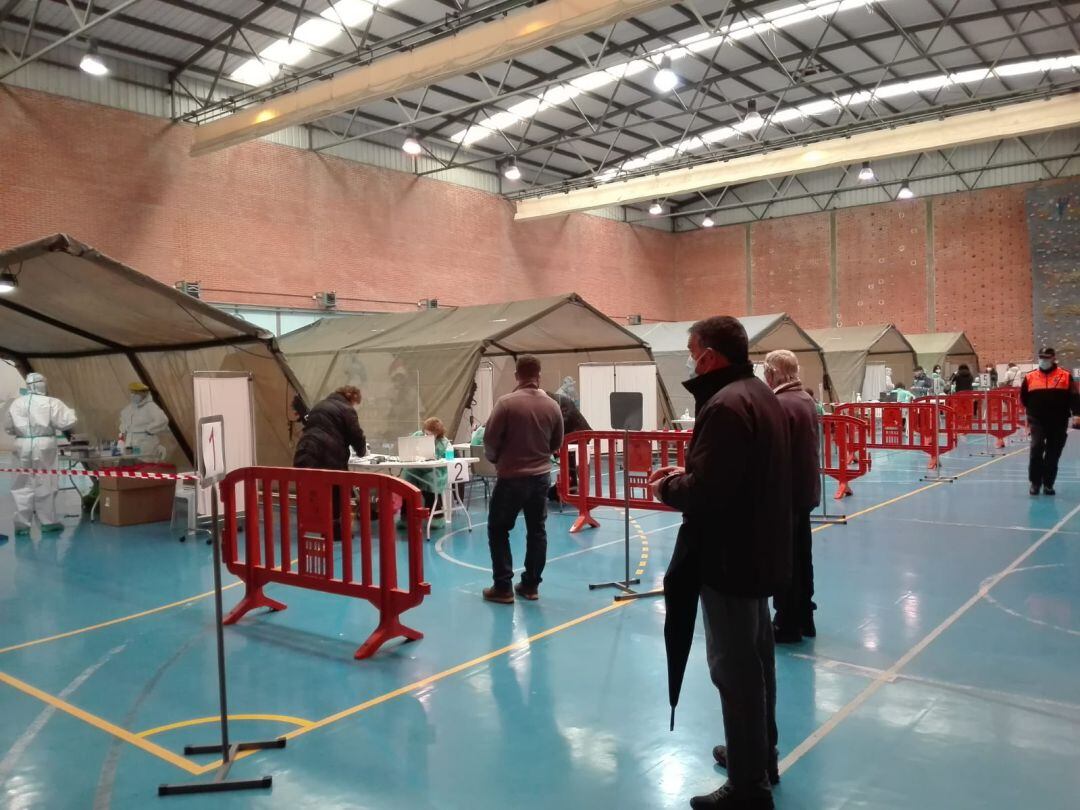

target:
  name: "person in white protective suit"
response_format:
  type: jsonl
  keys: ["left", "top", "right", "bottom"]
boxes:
{"left": 118, "top": 382, "right": 169, "bottom": 460}
{"left": 3, "top": 373, "right": 78, "bottom": 535}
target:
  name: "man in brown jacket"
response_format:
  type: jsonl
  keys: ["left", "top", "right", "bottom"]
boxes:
{"left": 764, "top": 350, "right": 821, "bottom": 643}
{"left": 482, "top": 355, "right": 564, "bottom": 603}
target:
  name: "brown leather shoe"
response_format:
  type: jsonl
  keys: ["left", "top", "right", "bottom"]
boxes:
{"left": 514, "top": 582, "right": 539, "bottom": 601}
{"left": 482, "top": 586, "right": 514, "bottom": 604}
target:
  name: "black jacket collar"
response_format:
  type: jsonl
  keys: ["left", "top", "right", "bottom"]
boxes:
{"left": 683, "top": 362, "right": 755, "bottom": 411}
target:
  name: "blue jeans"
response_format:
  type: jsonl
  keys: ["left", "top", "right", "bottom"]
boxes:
{"left": 487, "top": 474, "right": 549, "bottom": 591}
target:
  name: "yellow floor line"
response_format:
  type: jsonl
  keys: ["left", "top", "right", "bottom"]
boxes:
{"left": 190, "top": 600, "right": 631, "bottom": 774}
{"left": 0, "top": 669, "right": 203, "bottom": 775}
{"left": 136, "top": 714, "right": 312, "bottom": 738}
{"left": 812, "top": 449, "right": 1022, "bottom": 535}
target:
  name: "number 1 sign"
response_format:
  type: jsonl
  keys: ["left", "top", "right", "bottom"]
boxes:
{"left": 198, "top": 416, "right": 226, "bottom": 487}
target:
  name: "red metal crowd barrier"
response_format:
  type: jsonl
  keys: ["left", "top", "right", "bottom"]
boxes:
{"left": 220, "top": 466, "right": 430, "bottom": 660}
{"left": 558, "top": 431, "right": 685, "bottom": 533}
{"left": 820, "top": 414, "right": 872, "bottom": 499}
{"left": 940, "top": 390, "right": 1020, "bottom": 447}
{"left": 834, "top": 401, "right": 958, "bottom": 470}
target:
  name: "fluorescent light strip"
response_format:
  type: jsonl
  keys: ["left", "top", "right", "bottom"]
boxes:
{"left": 231, "top": 0, "right": 395, "bottom": 87}
{"left": 595, "top": 54, "right": 1080, "bottom": 181}
{"left": 451, "top": 0, "right": 886, "bottom": 146}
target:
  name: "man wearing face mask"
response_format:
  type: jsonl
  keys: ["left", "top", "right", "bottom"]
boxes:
{"left": 649, "top": 316, "right": 791, "bottom": 809}
{"left": 1020, "top": 347, "right": 1080, "bottom": 496}
{"left": 119, "top": 382, "right": 170, "bottom": 460}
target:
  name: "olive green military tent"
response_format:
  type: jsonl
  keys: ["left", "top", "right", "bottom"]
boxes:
{"left": 807, "top": 324, "right": 917, "bottom": 403}
{"left": 905, "top": 332, "right": 978, "bottom": 377}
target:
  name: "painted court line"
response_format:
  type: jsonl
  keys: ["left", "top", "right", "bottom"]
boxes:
{"left": 136, "top": 714, "right": 312, "bottom": 738}
{"left": 780, "top": 498, "right": 1080, "bottom": 776}
{"left": 0, "top": 669, "right": 204, "bottom": 775}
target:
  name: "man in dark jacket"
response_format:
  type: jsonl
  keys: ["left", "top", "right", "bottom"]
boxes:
{"left": 547, "top": 392, "right": 591, "bottom": 501}
{"left": 293, "top": 386, "right": 367, "bottom": 540}
{"left": 1020, "top": 347, "right": 1080, "bottom": 496}
{"left": 764, "top": 350, "right": 821, "bottom": 644}
{"left": 649, "top": 316, "right": 792, "bottom": 810}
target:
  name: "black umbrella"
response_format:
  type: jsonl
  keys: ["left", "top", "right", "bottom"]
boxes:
{"left": 663, "top": 532, "right": 701, "bottom": 731}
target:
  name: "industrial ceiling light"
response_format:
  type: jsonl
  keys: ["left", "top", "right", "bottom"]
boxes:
{"left": 0, "top": 268, "right": 17, "bottom": 294}
{"left": 649, "top": 201, "right": 663, "bottom": 216}
{"left": 402, "top": 130, "right": 422, "bottom": 156}
{"left": 80, "top": 41, "right": 108, "bottom": 76}
{"left": 653, "top": 54, "right": 679, "bottom": 93}
{"left": 503, "top": 157, "right": 522, "bottom": 181}
{"left": 743, "top": 99, "right": 763, "bottom": 127}
{"left": 897, "top": 182, "right": 915, "bottom": 199}
{"left": 702, "top": 216, "right": 715, "bottom": 228}
{"left": 858, "top": 161, "right": 875, "bottom": 181}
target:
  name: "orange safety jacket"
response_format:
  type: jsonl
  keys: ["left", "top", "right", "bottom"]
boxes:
{"left": 1023, "top": 366, "right": 1071, "bottom": 391}
{"left": 1021, "top": 366, "right": 1079, "bottom": 426}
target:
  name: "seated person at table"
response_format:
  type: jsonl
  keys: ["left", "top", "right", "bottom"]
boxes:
{"left": 894, "top": 382, "right": 915, "bottom": 403}
{"left": 399, "top": 417, "right": 450, "bottom": 530}
{"left": 470, "top": 423, "right": 485, "bottom": 445}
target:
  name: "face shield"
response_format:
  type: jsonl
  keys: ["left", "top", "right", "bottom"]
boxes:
{"left": 25, "top": 373, "right": 47, "bottom": 395}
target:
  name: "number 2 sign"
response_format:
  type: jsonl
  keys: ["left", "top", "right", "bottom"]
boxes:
{"left": 198, "top": 416, "right": 226, "bottom": 487}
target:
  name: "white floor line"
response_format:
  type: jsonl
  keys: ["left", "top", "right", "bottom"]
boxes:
{"left": 785, "top": 650, "right": 1080, "bottom": 717}
{"left": 432, "top": 519, "right": 682, "bottom": 574}
{"left": 779, "top": 499, "right": 1080, "bottom": 775}
{"left": 874, "top": 516, "right": 1080, "bottom": 535}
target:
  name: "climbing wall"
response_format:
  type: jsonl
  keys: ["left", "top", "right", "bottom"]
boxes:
{"left": 934, "top": 186, "right": 1032, "bottom": 366}
{"left": 751, "top": 212, "right": 831, "bottom": 327}
{"left": 835, "top": 200, "right": 928, "bottom": 333}
{"left": 1027, "top": 181, "right": 1080, "bottom": 370}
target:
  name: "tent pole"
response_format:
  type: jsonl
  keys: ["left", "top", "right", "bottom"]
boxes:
{"left": 126, "top": 352, "right": 195, "bottom": 465}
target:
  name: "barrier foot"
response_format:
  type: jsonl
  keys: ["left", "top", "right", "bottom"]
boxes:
{"left": 811, "top": 516, "right": 847, "bottom": 525}
{"left": 614, "top": 586, "right": 664, "bottom": 602}
{"left": 223, "top": 589, "right": 288, "bottom": 625}
{"left": 833, "top": 483, "right": 850, "bottom": 500}
{"left": 569, "top": 512, "right": 601, "bottom": 534}
{"left": 159, "top": 741, "right": 282, "bottom": 797}
{"left": 589, "top": 578, "right": 640, "bottom": 594}
{"left": 355, "top": 616, "right": 423, "bottom": 660}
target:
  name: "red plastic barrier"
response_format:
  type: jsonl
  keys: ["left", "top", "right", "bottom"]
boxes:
{"left": 558, "top": 431, "right": 686, "bottom": 533}
{"left": 943, "top": 390, "right": 1020, "bottom": 447}
{"left": 220, "top": 466, "right": 430, "bottom": 660}
{"left": 835, "top": 401, "right": 958, "bottom": 470}
{"left": 820, "top": 414, "right": 872, "bottom": 499}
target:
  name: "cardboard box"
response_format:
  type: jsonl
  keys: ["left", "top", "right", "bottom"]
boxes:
{"left": 99, "top": 477, "right": 175, "bottom": 527}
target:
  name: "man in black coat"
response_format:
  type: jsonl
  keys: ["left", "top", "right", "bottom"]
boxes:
{"left": 1020, "top": 346, "right": 1080, "bottom": 495}
{"left": 293, "top": 385, "right": 367, "bottom": 540}
{"left": 650, "top": 316, "right": 792, "bottom": 810}
{"left": 764, "top": 350, "right": 821, "bottom": 644}
{"left": 547, "top": 392, "right": 591, "bottom": 501}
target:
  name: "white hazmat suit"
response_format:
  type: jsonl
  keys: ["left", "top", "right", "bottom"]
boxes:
{"left": 3, "top": 373, "right": 77, "bottom": 533}
{"left": 119, "top": 391, "right": 169, "bottom": 460}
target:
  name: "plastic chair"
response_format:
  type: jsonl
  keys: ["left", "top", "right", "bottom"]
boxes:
{"left": 171, "top": 478, "right": 198, "bottom": 542}
{"left": 467, "top": 445, "right": 497, "bottom": 504}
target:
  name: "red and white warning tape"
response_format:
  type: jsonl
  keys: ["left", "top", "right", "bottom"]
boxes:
{"left": 1, "top": 467, "right": 197, "bottom": 481}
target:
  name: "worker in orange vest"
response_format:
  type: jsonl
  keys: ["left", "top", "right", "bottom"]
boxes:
{"left": 1020, "top": 347, "right": 1080, "bottom": 496}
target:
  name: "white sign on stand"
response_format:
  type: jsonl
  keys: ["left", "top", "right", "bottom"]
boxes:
{"left": 449, "top": 459, "right": 471, "bottom": 484}
{"left": 197, "top": 416, "right": 226, "bottom": 487}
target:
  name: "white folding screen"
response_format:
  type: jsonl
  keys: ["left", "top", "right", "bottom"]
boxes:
{"left": 579, "top": 363, "right": 658, "bottom": 431}
{"left": 193, "top": 372, "right": 256, "bottom": 517}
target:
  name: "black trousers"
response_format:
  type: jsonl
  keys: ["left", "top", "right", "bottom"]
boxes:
{"left": 700, "top": 587, "right": 777, "bottom": 796}
{"left": 487, "top": 474, "right": 549, "bottom": 591}
{"left": 1029, "top": 422, "right": 1068, "bottom": 487}
{"left": 773, "top": 509, "right": 815, "bottom": 633}
{"left": 400, "top": 490, "right": 437, "bottom": 521}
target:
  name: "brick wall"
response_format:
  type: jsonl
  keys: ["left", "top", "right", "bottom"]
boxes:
{"left": 0, "top": 85, "right": 1056, "bottom": 361}
{"left": 676, "top": 191, "right": 1042, "bottom": 362}
{"left": 0, "top": 86, "right": 678, "bottom": 321}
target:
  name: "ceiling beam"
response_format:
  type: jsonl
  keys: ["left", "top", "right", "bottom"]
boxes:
{"left": 189, "top": 0, "right": 678, "bottom": 156}
{"left": 513, "top": 93, "right": 1080, "bottom": 220}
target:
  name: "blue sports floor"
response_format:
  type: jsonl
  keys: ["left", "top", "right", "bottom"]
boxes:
{"left": 1, "top": 434, "right": 1079, "bottom": 809}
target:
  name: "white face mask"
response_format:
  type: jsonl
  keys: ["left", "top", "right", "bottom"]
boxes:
{"left": 131, "top": 394, "right": 145, "bottom": 405}
{"left": 1039, "top": 358, "right": 1053, "bottom": 371}
{"left": 686, "top": 354, "right": 698, "bottom": 379}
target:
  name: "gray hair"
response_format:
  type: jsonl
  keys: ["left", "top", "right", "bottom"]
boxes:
{"left": 764, "top": 349, "right": 800, "bottom": 385}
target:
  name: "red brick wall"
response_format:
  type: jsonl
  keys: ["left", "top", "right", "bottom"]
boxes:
{"left": 674, "top": 225, "right": 748, "bottom": 320}
{"left": 0, "top": 86, "right": 678, "bottom": 321}
{"left": 835, "top": 199, "right": 928, "bottom": 332}
{"left": 751, "top": 212, "right": 831, "bottom": 328}
{"left": 933, "top": 186, "right": 1033, "bottom": 366}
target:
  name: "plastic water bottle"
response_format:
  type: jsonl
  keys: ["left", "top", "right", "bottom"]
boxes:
{"left": 444, "top": 445, "right": 455, "bottom": 460}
